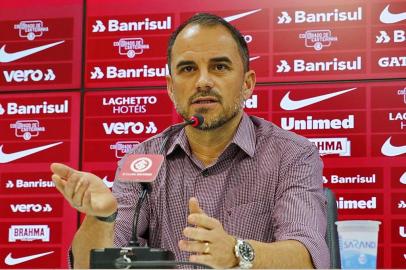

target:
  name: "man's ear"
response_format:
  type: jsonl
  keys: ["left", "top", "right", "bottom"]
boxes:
{"left": 166, "top": 75, "right": 175, "bottom": 102}
{"left": 242, "top": 70, "right": 256, "bottom": 99}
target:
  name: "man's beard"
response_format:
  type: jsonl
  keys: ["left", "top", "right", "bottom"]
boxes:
{"left": 174, "top": 90, "right": 244, "bottom": 131}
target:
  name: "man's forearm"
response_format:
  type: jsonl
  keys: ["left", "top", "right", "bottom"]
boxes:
{"left": 72, "top": 216, "right": 114, "bottom": 269}
{"left": 248, "top": 239, "right": 314, "bottom": 269}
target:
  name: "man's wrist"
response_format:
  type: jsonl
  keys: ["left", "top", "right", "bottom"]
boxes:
{"left": 95, "top": 211, "right": 117, "bottom": 223}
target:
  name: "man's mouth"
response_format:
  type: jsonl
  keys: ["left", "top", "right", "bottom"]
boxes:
{"left": 191, "top": 97, "right": 219, "bottom": 105}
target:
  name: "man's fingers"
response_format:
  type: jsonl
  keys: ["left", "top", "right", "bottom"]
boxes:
{"left": 189, "top": 197, "right": 203, "bottom": 214}
{"left": 188, "top": 213, "right": 220, "bottom": 230}
{"left": 51, "top": 174, "right": 66, "bottom": 194}
{"left": 179, "top": 240, "right": 210, "bottom": 254}
{"left": 183, "top": 226, "right": 214, "bottom": 242}
{"left": 64, "top": 172, "right": 82, "bottom": 199}
{"left": 71, "top": 178, "right": 89, "bottom": 208}
{"left": 50, "top": 163, "right": 77, "bottom": 180}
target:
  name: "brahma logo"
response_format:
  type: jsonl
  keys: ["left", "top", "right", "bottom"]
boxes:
{"left": 90, "top": 65, "right": 169, "bottom": 79}
{"left": 380, "top": 4, "right": 406, "bottom": 24}
{"left": 113, "top": 38, "right": 150, "bottom": 58}
{"left": 3, "top": 68, "right": 55, "bottom": 83}
{"left": 376, "top": 30, "right": 406, "bottom": 44}
{"left": 110, "top": 141, "right": 140, "bottom": 158}
{"left": 103, "top": 121, "right": 157, "bottom": 135}
{"left": 276, "top": 56, "right": 362, "bottom": 73}
{"left": 10, "top": 120, "right": 46, "bottom": 140}
{"left": 92, "top": 17, "right": 172, "bottom": 33}
{"left": 8, "top": 225, "right": 50, "bottom": 242}
{"left": 299, "top": 30, "right": 338, "bottom": 50}
{"left": 10, "top": 203, "right": 52, "bottom": 213}
{"left": 309, "top": 137, "right": 351, "bottom": 156}
{"left": 281, "top": 115, "right": 354, "bottom": 131}
{"left": 14, "top": 20, "right": 49, "bottom": 40}
{"left": 277, "top": 7, "right": 362, "bottom": 24}
{"left": 378, "top": 56, "right": 406, "bottom": 67}
{"left": 0, "top": 100, "right": 68, "bottom": 115}
{"left": 336, "top": 196, "right": 376, "bottom": 209}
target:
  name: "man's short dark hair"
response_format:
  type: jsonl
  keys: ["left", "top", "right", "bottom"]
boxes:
{"left": 167, "top": 13, "right": 250, "bottom": 74}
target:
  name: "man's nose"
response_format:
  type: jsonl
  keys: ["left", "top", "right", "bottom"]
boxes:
{"left": 196, "top": 70, "right": 214, "bottom": 91}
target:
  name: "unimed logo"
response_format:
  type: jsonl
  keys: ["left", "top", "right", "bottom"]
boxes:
{"left": 337, "top": 196, "right": 376, "bottom": 209}
{"left": 281, "top": 115, "right": 354, "bottom": 131}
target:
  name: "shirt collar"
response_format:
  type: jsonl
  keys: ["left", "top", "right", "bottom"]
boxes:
{"left": 166, "top": 113, "right": 256, "bottom": 158}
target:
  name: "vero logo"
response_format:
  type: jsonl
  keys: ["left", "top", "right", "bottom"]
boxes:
{"left": 10, "top": 203, "right": 52, "bottom": 213}
{"left": 3, "top": 69, "right": 55, "bottom": 83}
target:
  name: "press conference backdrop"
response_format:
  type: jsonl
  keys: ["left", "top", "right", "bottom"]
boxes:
{"left": 0, "top": 0, "right": 405, "bottom": 268}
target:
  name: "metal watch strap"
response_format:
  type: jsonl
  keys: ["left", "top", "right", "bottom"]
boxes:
{"left": 95, "top": 211, "right": 117, "bottom": 223}
{"left": 234, "top": 238, "right": 254, "bottom": 269}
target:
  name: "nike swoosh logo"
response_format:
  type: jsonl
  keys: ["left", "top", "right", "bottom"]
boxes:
{"left": 381, "top": 137, "right": 406, "bottom": 156}
{"left": 380, "top": 4, "right": 406, "bottom": 24}
{"left": 0, "top": 40, "right": 65, "bottom": 63}
{"left": 0, "top": 142, "right": 63, "bottom": 163}
{"left": 280, "top": 87, "right": 357, "bottom": 110}
{"left": 400, "top": 172, "right": 406, "bottom": 184}
{"left": 5, "top": 251, "right": 54, "bottom": 265}
{"left": 224, "top": 9, "right": 262, "bottom": 22}
{"left": 102, "top": 176, "right": 114, "bottom": 188}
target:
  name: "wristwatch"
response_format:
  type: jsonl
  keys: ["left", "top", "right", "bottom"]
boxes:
{"left": 234, "top": 238, "right": 255, "bottom": 269}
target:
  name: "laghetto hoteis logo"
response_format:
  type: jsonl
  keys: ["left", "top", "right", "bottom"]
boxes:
{"left": 102, "top": 96, "right": 157, "bottom": 114}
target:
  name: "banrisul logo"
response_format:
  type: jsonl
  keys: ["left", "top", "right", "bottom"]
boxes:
{"left": 92, "top": 17, "right": 172, "bottom": 33}
{"left": 277, "top": 7, "right": 362, "bottom": 24}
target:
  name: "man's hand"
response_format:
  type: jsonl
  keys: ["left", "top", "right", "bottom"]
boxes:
{"left": 179, "top": 197, "right": 238, "bottom": 269}
{"left": 50, "top": 163, "right": 117, "bottom": 217}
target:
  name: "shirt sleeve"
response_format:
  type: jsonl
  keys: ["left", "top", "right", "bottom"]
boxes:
{"left": 272, "top": 144, "right": 330, "bottom": 269}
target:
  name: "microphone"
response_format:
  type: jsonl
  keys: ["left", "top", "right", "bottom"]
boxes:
{"left": 184, "top": 114, "right": 204, "bottom": 128}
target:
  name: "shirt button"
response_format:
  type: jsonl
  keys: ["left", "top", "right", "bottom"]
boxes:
{"left": 202, "top": 170, "right": 209, "bottom": 177}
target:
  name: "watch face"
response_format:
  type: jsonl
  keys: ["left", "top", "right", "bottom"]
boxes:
{"left": 239, "top": 242, "right": 255, "bottom": 261}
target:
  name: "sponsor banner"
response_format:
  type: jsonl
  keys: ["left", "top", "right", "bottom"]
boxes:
{"left": 0, "top": 63, "right": 72, "bottom": 87}
{"left": 392, "top": 167, "right": 406, "bottom": 188}
{"left": 0, "top": 171, "right": 56, "bottom": 194}
{"left": 372, "top": 2, "right": 406, "bottom": 25}
{"left": 180, "top": 9, "right": 269, "bottom": 31}
{"left": 240, "top": 31, "right": 270, "bottom": 54}
{"left": 371, "top": 109, "right": 406, "bottom": 132}
{"left": 273, "top": 111, "right": 365, "bottom": 135}
{"left": 391, "top": 247, "right": 406, "bottom": 268}
{"left": 0, "top": 96, "right": 72, "bottom": 117}
{"left": 308, "top": 135, "right": 366, "bottom": 157}
{"left": 0, "top": 197, "right": 63, "bottom": 218}
{"left": 334, "top": 193, "right": 383, "bottom": 215}
{"left": 0, "top": 247, "right": 61, "bottom": 268}
{"left": 0, "top": 40, "right": 71, "bottom": 63}
{"left": 84, "top": 90, "right": 172, "bottom": 116}
{"left": 272, "top": 85, "right": 365, "bottom": 111}
{"left": 274, "top": 27, "right": 365, "bottom": 53}
{"left": 87, "top": 14, "right": 175, "bottom": 37}
{"left": 323, "top": 167, "right": 383, "bottom": 189}
{"left": 0, "top": 18, "right": 73, "bottom": 41}
{"left": 84, "top": 116, "right": 172, "bottom": 139}
{"left": 85, "top": 60, "right": 168, "bottom": 88}
{"left": 0, "top": 222, "right": 61, "bottom": 244}
{"left": 244, "top": 88, "right": 270, "bottom": 113}
{"left": 83, "top": 140, "right": 145, "bottom": 162}
{"left": 392, "top": 219, "right": 406, "bottom": 244}
{"left": 87, "top": 170, "right": 116, "bottom": 189}
{"left": 86, "top": 35, "right": 169, "bottom": 60}
{"left": 372, "top": 26, "right": 406, "bottom": 48}
{"left": 273, "top": 4, "right": 365, "bottom": 29}
{"left": 372, "top": 50, "right": 406, "bottom": 73}
{"left": 371, "top": 85, "right": 406, "bottom": 109}
{"left": 392, "top": 193, "right": 406, "bottom": 214}
{"left": 0, "top": 118, "right": 71, "bottom": 141}
{"left": 273, "top": 52, "right": 365, "bottom": 77}
{"left": 248, "top": 55, "right": 269, "bottom": 79}
{"left": 372, "top": 134, "right": 406, "bottom": 157}
{"left": 0, "top": 141, "right": 69, "bottom": 164}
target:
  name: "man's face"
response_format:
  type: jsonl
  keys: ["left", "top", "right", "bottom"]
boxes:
{"left": 166, "top": 24, "right": 255, "bottom": 130}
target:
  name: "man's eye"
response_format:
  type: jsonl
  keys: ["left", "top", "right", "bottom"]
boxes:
{"left": 214, "top": 64, "right": 228, "bottom": 71}
{"left": 181, "top": 66, "right": 194, "bottom": 72}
